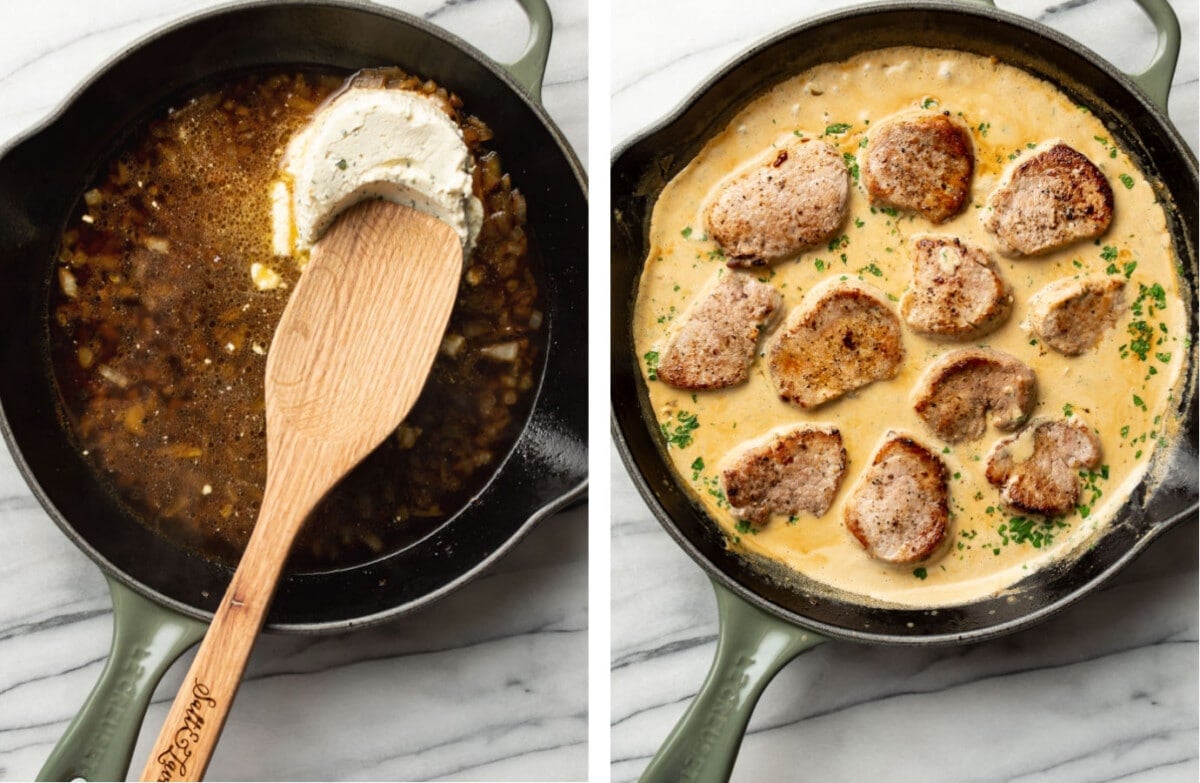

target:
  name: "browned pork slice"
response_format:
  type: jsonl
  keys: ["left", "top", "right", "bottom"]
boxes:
{"left": 705, "top": 138, "right": 849, "bottom": 267}
{"left": 862, "top": 113, "right": 974, "bottom": 223}
{"left": 766, "top": 281, "right": 904, "bottom": 408}
{"left": 901, "top": 235, "right": 1012, "bottom": 339}
{"left": 985, "top": 417, "right": 1102, "bottom": 515}
{"left": 913, "top": 348, "right": 1037, "bottom": 443}
{"left": 844, "top": 433, "right": 949, "bottom": 563}
{"left": 719, "top": 424, "right": 847, "bottom": 525}
{"left": 984, "top": 143, "right": 1114, "bottom": 255}
{"left": 1026, "top": 275, "right": 1126, "bottom": 355}
{"left": 656, "top": 272, "right": 784, "bottom": 390}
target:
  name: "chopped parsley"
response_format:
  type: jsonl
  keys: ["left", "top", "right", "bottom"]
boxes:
{"left": 858, "top": 263, "right": 884, "bottom": 278}
{"left": 1001, "top": 515, "right": 1067, "bottom": 549}
{"left": 912, "top": 567, "right": 928, "bottom": 580}
{"left": 681, "top": 226, "right": 693, "bottom": 239}
{"left": 1100, "top": 245, "right": 1118, "bottom": 262}
{"left": 643, "top": 350, "right": 660, "bottom": 381}
{"left": 977, "top": 122, "right": 990, "bottom": 137}
{"left": 828, "top": 234, "right": 850, "bottom": 252}
{"left": 842, "top": 152, "right": 859, "bottom": 183}
{"left": 735, "top": 519, "right": 755, "bottom": 535}
{"left": 823, "top": 122, "right": 852, "bottom": 136}
{"left": 660, "top": 410, "right": 700, "bottom": 449}
{"left": 335, "top": 159, "right": 348, "bottom": 170}
{"left": 922, "top": 97, "right": 938, "bottom": 109}
{"left": 1119, "top": 173, "right": 1135, "bottom": 189}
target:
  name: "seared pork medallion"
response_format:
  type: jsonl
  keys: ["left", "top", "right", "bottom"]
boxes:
{"left": 634, "top": 46, "right": 1186, "bottom": 606}
{"left": 656, "top": 272, "right": 783, "bottom": 390}
{"left": 766, "top": 281, "right": 904, "bottom": 408}
{"left": 844, "top": 434, "right": 949, "bottom": 564}
{"left": 719, "top": 425, "right": 847, "bottom": 525}
{"left": 986, "top": 418, "right": 1103, "bottom": 516}
{"left": 705, "top": 138, "right": 849, "bottom": 266}
{"left": 861, "top": 113, "right": 974, "bottom": 223}
{"left": 901, "top": 236, "right": 1011, "bottom": 339}
{"left": 984, "top": 143, "right": 1114, "bottom": 255}
{"left": 912, "top": 348, "right": 1037, "bottom": 443}
{"left": 1025, "top": 275, "right": 1126, "bottom": 355}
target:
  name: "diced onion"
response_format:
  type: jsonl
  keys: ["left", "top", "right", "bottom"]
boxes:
{"left": 480, "top": 341, "right": 519, "bottom": 362}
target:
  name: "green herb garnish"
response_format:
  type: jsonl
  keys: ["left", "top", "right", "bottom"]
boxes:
{"left": 660, "top": 410, "right": 700, "bottom": 448}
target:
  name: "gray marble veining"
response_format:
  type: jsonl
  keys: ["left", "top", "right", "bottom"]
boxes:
{"left": 611, "top": 1, "right": 1198, "bottom": 781}
{"left": 0, "top": 1, "right": 587, "bottom": 780}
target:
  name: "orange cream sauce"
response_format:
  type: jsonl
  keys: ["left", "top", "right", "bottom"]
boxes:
{"left": 633, "top": 47, "right": 1188, "bottom": 607}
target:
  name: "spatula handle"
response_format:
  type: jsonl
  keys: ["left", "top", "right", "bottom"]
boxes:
{"left": 137, "top": 465, "right": 319, "bottom": 783}
{"left": 136, "top": 539, "right": 282, "bottom": 781}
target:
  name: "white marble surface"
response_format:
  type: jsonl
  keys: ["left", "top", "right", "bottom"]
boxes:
{"left": 611, "top": 1, "right": 1198, "bottom": 781}
{"left": 0, "top": 1, "right": 587, "bottom": 781}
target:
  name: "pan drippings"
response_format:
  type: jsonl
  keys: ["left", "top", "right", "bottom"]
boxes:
{"left": 49, "top": 70, "right": 542, "bottom": 569}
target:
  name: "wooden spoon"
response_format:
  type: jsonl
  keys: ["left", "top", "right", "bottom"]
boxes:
{"left": 139, "top": 199, "right": 462, "bottom": 782}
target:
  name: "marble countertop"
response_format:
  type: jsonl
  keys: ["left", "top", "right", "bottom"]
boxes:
{"left": 611, "top": 1, "right": 1197, "bottom": 781}
{"left": 0, "top": 1, "right": 587, "bottom": 781}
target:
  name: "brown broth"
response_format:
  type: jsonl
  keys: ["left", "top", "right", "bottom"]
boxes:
{"left": 49, "top": 70, "right": 542, "bottom": 570}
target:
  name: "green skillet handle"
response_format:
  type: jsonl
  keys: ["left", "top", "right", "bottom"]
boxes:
{"left": 1127, "top": 0, "right": 1180, "bottom": 110}
{"left": 37, "top": 576, "right": 207, "bottom": 782}
{"left": 953, "top": 1, "right": 1178, "bottom": 110}
{"left": 639, "top": 579, "right": 827, "bottom": 783}
{"left": 502, "top": 0, "right": 553, "bottom": 102}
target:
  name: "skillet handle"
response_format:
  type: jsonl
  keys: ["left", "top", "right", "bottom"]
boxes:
{"left": 639, "top": 579, "right": 826, "bottom": 783}
{"left": 37, "top": 576, "right": 207, "bottom": 782}
{"left": 503, "top": 0, "right": 553, "bottom": 102}
{"left": 955, "top": 1, "right": 1179, "bottom": 110}
{"left": 1127, "top": 0, "right": 1180, "bottom": 110}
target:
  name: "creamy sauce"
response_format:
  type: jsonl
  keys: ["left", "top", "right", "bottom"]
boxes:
{"left": 633, "top": 47, "right": 1188, "bottom": 607}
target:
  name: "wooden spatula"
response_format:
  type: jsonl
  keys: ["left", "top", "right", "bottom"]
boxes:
{"left": 139, "top": 199, "right": 462, "bottom": 782}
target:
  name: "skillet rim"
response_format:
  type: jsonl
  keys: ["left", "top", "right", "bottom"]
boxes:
{"left": 610, "top": 0, "right": 1198, "bottom": 646}
{"left": 0, "top": 0, "right": 588, "bottom": 633}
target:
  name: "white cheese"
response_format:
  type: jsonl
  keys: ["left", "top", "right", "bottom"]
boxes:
{"left": 272, "top": 86, "right": 482, "bottom": 259}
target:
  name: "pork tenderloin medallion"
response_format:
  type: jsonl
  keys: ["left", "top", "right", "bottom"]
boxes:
{"left": 862, "top": 113, "right": 974, "bottom": 223}
{"left": 655, "top": 272, "right": 784, "bottom": 390}
{"left": 844, "top": 433, "right": 950, "bottom": 564}
{"left": 901, "top": 235, "right": 1012, "bottom": 339}
{"left": 985, "top": 417, "right": 1102, "bottom": 516}
{"left": 705, "top": 138, "right": 849, "bottom": 267}
{"left": 913, "top": 348, "right": 1037, "bottom": 443}
{"left": 1025, "top": 274, "right": 1126, "bottom": 355}
{"left": 983, "top": 143, "right": 1114, "bottom": 256}
{"left": 719, "top": 424, "right": 847, "bottom": 525}
{"left": 766, "top": 281, "right": 904, "bottom": 408}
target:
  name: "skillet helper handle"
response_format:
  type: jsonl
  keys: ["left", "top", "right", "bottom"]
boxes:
{"left": 639, "top": 579, "right": 826, "bottom": 783}
{"left": 503, "top": 0, "right": 553, "bottom": 102}
{"left": 959, "top": 0, "right": 1179, "bottom": 110}
{"left": 37, "top": 577, "right": 207, "bottom": 782}
{"left": 1127, "top": 0, "right": 1180, "bottom": 110}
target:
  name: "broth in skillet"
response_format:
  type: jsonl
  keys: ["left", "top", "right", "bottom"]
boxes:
{"left": 49, "top": 69, "right": 542, "bottom": 569}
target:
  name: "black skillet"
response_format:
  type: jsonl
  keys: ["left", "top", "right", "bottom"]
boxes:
{"left": 0, "top": 1, "right": 586, "bottom": 780}
{"left": 610, "top": 1, "right": 1197, "bottom": 780}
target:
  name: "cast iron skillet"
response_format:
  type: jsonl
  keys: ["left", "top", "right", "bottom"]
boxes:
{"left": 0, "top": 1, "right": 586, "bottom": 780}
{"left": 611, "top": 0, "right": 1196, "bottom": 780}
